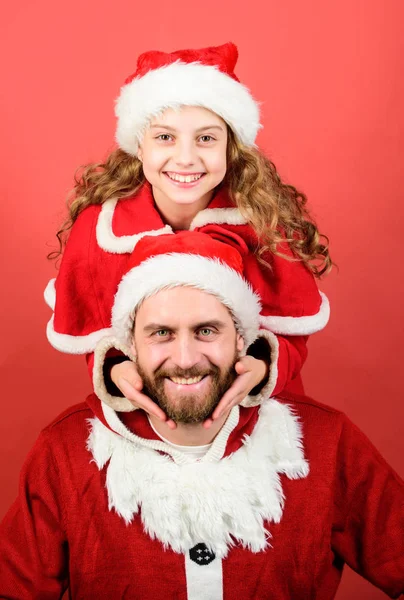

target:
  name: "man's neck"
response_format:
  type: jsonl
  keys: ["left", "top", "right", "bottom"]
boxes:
{"left": 148, "top": 411, "right": 230, "bottom": 446}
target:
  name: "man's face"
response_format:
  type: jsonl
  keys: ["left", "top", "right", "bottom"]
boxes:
{"left": 132, "top": 286, "right": 244, "bottom": 424}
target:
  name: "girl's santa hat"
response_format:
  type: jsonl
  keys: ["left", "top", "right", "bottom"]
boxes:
{"left": 112, "top": 228, "right": 261, "bottom": 349}
{"left": 115, "top": 42, "right": 261, "bottom": 155}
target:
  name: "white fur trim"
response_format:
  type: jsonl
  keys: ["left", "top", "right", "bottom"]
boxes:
{"left": 189, "top": 207, "right": 247, "bottom": 230}
{"left": 241, "top": 330, "right": 279, "bottom": 408}
{"left": 101, "top": 403, "right": 240, "bottom": 466}
{"left": 93, "top": 336, "right": 137, "bottom": 411}
{"left": 87, "top": 400, "right": 309, "bottom": 557}
{"left": 44, "top": 278, "right": 56, "bottom": 310}
{"left": 115, "top": 62, "right": 261, "bottom": 155}
{"left": 44, "top": 278, "right": 113, "bottom": 354}
{"left": 96, "top": 197, "right": 173, "bottom": 253}
{"left": 46, "top": 314, "right": 112, "bottom": 354}
{"left": 259, "top": 292, "right": 330, "bottom": 336}
{"left": 112, "top": 253, "right": 261, "bottom": 348}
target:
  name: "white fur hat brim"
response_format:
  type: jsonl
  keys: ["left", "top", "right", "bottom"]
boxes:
{"left": 115, "top": 61, "right": 261, "bottom": 155}
{"left": 112, "top": 253, "right": 261, "bottom": 348}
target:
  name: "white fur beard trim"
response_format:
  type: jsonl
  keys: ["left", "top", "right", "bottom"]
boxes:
{"left": 86, "top": 400, "right": 309, "bottom": 558}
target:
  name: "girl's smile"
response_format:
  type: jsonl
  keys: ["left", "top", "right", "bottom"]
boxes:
{"left": 164, "top": 171, "right": 207, "bottom": 187}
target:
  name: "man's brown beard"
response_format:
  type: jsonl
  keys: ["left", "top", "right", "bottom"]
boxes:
{"left": 136, "top": 353, "right": 238, "bottom": 424}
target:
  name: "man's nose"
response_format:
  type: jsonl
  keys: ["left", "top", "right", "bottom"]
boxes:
{"left": 170, "top": 336, "right": 201, "bottom": 370}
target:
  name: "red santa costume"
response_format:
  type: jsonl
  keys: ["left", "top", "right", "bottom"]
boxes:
{"left": 2, "top": 231, "right": 403, "bottom": 599}
{"left": 44, "top": 42, "right": 330, "bottom": 400}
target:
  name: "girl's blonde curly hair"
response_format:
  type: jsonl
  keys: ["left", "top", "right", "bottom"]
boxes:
{"left": 49, "top": 128, "right": 332, "bottom": 277}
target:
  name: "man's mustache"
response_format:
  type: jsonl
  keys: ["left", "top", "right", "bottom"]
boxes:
{"left": 154, "top": 364, "right": 220, "bottom": 379}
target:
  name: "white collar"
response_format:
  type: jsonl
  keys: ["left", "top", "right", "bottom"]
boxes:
{"left": 147, "top": 417, "right": 212, "bottom": 460}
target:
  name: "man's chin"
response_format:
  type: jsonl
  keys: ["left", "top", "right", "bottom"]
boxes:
{"left": 161, "top": 376, "right": 218, "bottom": 423}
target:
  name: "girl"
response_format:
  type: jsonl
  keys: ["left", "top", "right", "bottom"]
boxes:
{"left": 45, "top": 42, "right": 331, "bottom": 427}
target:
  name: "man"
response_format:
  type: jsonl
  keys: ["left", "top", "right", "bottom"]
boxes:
{"left": 1, "top": 231, "right": 403, "bottom": 599}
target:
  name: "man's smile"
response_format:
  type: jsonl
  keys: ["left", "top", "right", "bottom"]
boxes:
{"left": 168, "top": 375, "right": 204, "bottom": 385}
{"left": 164, "top": 374, "right": 210, "bottom": 392}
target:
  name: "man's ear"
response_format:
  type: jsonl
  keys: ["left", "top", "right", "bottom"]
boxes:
{"left": 130, "top": 336, "right": 137, "bottom": 358}
{"left": 236, "top": 334, "right": 244, "bottom": 353}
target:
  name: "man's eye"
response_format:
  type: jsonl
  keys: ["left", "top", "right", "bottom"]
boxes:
{"left": 198, "top": 328, "right": 213, "bottom": 336}
{"left": 155, "top": 329, "right": 169, "bottom": 337}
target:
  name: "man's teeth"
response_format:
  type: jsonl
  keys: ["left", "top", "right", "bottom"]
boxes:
{"left": 166, "top": 172, "right": 203, "bottom": 183}
{"left": 170, "top": 376, "right": 204, "bottom": 385}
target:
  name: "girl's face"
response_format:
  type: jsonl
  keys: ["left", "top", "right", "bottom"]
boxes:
{"left": 138, "top": 106, "right": 228, "bottom": 216}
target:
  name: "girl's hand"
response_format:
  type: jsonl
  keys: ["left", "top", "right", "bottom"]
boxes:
{"left": 110, "top": 361, "right": 177, "bottom": 429}
{"left": 203, "top": 356, "right": 268, "bottom": 429}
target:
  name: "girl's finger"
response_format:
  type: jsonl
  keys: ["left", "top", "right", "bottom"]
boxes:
{"left": 215, "top": 378, "right": 247, "bottom": 411}
{"left": 118, "top": 380, "right": 168, "bottom": 422}
{"left": 235, "top": 360, "right": 248, "bottom": 374}
{"left": 212, "top": 392, "right": 243, "bottom": 420}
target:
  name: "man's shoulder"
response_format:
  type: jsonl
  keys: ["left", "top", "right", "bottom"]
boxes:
{"left": 275, "top": 391, "right": 348, "bottom": 439}
{"left": 41, "top": 401, "right": 93, "bottom": 437}
{"left": 276, "top": 391, "right": 344, "bottom": 417}
{"left": 20, "top": 403, "right": 95, "bottom": 471}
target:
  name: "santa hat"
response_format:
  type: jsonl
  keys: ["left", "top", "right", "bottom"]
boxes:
{"left": 111, "top": 229, "right": 261, "bottom": 348}
{"left": 115, "top": 42, "right": 261, "bottom": 155}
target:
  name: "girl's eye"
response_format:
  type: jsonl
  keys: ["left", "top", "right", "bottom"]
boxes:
{"left": 199, "top": 135, "right": 214, "bottom": 143}
{"left": 156, "top": 134, "right": 172, "bottom": 142}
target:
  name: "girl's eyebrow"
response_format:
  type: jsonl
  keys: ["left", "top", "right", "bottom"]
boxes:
{"left": 150, "top": 124, "right": 224, "bottom": 132}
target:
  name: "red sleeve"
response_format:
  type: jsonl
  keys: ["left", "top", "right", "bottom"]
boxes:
{"left": 86, "top": 349, "right": 129, "bottom": 396}
{"left": 332, "top": 418, "right": 404, "bottom": 598}
{"left": 0, "top": 432, "right": 68, "bottom": 599}
{"left": 271, "top": 334, "right": 308, "bottom": 396}
{"left": 242, "top": 244, "right": 329, "bottom": 397}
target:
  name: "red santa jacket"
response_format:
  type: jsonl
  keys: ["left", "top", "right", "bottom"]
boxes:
{"left": 1, "top": 392, "right": 403, "bottom": 599}
{"left": 44, "top": 183, "right": 330, "bottom": 398}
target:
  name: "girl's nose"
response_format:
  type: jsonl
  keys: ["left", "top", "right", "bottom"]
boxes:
{"left": 174, "top": 141, "right": 196, "bottom": 167}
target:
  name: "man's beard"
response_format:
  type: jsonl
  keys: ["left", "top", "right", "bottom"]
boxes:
{"left": 136, "top": 353, "right": 238, "bottom": 424}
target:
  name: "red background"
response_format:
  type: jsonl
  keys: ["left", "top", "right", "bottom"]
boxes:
{"left": 1, "top": 1, "right": 403, "bottom": 598}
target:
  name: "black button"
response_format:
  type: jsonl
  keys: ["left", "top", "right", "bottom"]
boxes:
{"left": 189, "top": 543, "right": 216, "bottom": 565}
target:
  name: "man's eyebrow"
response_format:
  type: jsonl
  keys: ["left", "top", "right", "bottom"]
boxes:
{"left": 149, "top": 125, "right": 224, "bottom": 132}
{"left": 195, "top": 320, "right": 227, "bottom": 329}
{"left": 143, "top": 323, "right": 171, "bottom": 333}
{"left": 142, "top": 320, "right": 227, "bottom": 332}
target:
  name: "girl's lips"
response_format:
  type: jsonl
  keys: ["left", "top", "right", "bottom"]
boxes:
{"left": 163, "top": 172, "right": 206, "bottom": 188}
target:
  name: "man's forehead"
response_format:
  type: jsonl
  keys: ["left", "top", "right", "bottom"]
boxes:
{"left": 134, "top": 286, "right": 235, "bottom": 327}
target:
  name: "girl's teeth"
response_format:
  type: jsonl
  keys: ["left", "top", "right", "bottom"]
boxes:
{"left": 170, "top": 376, "right": 203, "bottom": 385}
{"left": 167, "top": 173, "right": 203, "bottom": 183}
